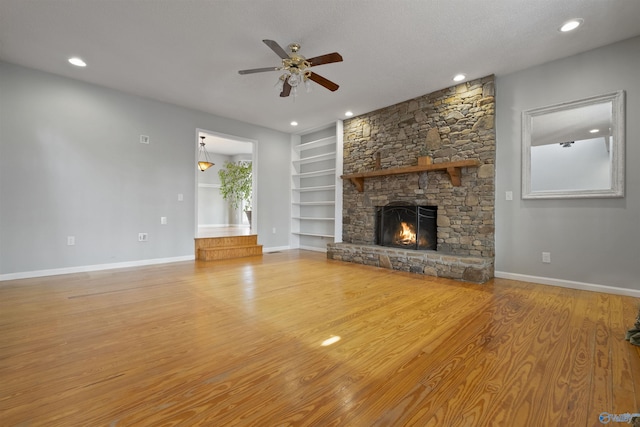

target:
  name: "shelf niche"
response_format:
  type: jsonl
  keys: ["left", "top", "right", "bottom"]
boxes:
{"left": 341, "top": 158, "right": 480, "bottom": 192}
{"left": 291, "top": 128, "right": 341, "bottom": 250}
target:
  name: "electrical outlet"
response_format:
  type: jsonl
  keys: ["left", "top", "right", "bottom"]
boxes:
{"left": 140, "top": 135, "right": 150, "bottom": 144}
{"left": 67, "top": 236, "right": 75, "bottom": 246}
{"left": 272, "top": 227, "right": 276, "bottom": 234}
{"left": 138, "top": 233, "right": 148, "bottom": 242}
{"left": 160, "top": 217, "right": 167, "bottom": 225}
{"left": 542, "top": 252, "right": 551, "bottom": 263}
{"left": 505, "top": 191, "right": 513, "bottom": 201}
{"left": 178, "top": 193, "right": 183, "bottom": 201}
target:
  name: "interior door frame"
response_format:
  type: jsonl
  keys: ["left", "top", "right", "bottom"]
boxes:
{"left": 194, "top": 128, "right": 258, "bottom": 235}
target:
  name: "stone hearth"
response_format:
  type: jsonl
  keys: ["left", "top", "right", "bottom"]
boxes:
{"left": 327, "top": 243, "right": 493, "bottom": 283}
{"left": 328, "top": 75, "right": 495, "bottom": 283}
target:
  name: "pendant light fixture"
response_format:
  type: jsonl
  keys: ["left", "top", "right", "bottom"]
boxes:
{"left": 197, "top": 136, "right": 214, "bottom": 171}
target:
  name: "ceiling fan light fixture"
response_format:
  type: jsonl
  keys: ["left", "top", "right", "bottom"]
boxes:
{"left": 239, "top": 40, "right": 343, "bottom": 99}
{"left": 275, "top": 76, "right": 285, "bottom": 92}
{"left": 288, "top": 72, "right": 300, "bottom": 87}
{"left": 197, "top": 136, "right": 214, "bottom": 172}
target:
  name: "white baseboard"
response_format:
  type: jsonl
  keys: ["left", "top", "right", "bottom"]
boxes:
{"left": 299, "top": 245, "right": 328, "bottom": 253}
{"left": 198, "top": 224, "right": 246, "bottom": 228}
{"left": 263, "top": 246, "right": 291, "bottom": 253}
{"left": 0, "top": 255, "right": 196, "bottom": 282}
{"left": 494, "top": 271, "right": 640, "bottom": 298}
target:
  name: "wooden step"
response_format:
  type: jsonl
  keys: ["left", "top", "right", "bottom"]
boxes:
{"left": 195, "top": 235, "right": 258, "bottom": 249}
{"left": 198, "top": 244, "right": 263, "bottom": 261}
{"left": 195, "top": 235, "right": 262, "bottom": 261}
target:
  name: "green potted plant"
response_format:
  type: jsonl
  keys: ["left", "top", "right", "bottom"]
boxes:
{"left": 218, "top": 161, "right": 252, "bottom": 223}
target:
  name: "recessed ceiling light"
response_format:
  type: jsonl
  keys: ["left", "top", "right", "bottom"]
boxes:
{"left": 589, "top": 129, "right": 599, "bottom": 133}
{"left": 453, "top": 74, "right": 466, "bottom": 82}
{"left": 560, "top": 19, "right": 583, "bottom": 32}
{"left": 290, "top": 121, "right": 298, "bottom": 126}
{"left": 345, "top": 111, "right": 353, "bottom": 117}
{"left": 68, "top": 57, "right": 87, "bottom": 67}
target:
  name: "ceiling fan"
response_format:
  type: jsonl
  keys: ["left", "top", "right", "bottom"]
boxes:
{"left": 238, "top": 40, "right": 343, "bottom": 97}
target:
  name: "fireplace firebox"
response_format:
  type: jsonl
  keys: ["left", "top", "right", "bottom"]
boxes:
{"left": 376, "top": 203, "right": 437, "bottom": 251}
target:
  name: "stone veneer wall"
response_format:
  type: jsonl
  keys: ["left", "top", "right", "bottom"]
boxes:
{"left": 328, "top": 75, "right": 495, "bottom": 282}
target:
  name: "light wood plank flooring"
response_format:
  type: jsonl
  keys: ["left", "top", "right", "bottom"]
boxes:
{"left": 1, "top": 250, "right": 639, "bottom": 426}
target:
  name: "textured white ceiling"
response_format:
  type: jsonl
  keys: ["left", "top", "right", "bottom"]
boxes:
{"left": 1, "top": 0, "right": 639, "bottom": 134}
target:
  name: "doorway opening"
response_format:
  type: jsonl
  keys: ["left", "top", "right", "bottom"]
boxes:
{"left": 195, "top": 129, "right": 257, "bottom": 238}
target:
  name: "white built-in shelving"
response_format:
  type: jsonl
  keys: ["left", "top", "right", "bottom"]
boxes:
{"left": 290, "top": 124, "right": 343, "bottom": 252}
{"left": 293, "top": 135, "right": 336, "bottom": 152}
{"left": 292, "top": 185, "right": 335, "bottom": 192}
{"left": 293, "top": 168, "right": 336, "bottom": 179}
{"left": 291, "top": 152, "right": 337, "bottom": 165}
{"left": 292, "top": 201, "right": 335, "bottom": 205}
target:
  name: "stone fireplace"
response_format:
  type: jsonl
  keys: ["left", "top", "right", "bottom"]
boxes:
{"left": 327, "top": 75, "right": 495, "bottom": 283}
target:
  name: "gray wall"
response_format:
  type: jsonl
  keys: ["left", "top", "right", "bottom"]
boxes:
{"left": 0, "top": 61, "right": 292, "bottom": 276}
{"left": 495, "top": 36, "right": 640, "bottom": 291}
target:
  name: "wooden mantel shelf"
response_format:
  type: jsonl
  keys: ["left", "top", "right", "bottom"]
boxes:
{"left": 341, "top": 159, "right": 480, "bottom": 192}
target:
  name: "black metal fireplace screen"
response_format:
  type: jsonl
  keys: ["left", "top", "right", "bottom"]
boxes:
{"left": 375, "top": 203, "right": 437, "bottom": 251}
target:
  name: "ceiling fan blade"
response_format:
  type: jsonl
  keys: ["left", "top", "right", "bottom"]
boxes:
{"left": 280, "top": 79, "right": 292, "bottom": 97}
{"left": 263, "top": 39, "right": 289, "bottom": 59}
{"left": 238, "top": 67, "right": 279, "bottom": 75}
{"left": 308, "top": 72, "right": 340, "bottom": 92}
{"left": 307, "top": 52, "right": 343, "bottom": 67}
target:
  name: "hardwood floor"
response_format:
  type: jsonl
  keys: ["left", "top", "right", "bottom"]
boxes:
{"left": 1, "top": 250, "right": 639, "bottom": 426}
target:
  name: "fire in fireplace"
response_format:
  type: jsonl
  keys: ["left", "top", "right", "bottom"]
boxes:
{"left": 376, "top": 202, "right": 437, "bottom": 251}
